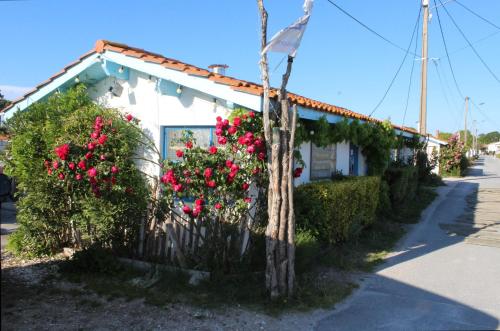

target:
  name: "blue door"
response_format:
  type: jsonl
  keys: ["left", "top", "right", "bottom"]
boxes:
{"left": 349, "top": 143, "right": 359, "bottom": 176}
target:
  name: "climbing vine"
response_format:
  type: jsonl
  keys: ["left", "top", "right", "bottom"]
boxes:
{"left": 294, "top": 116, "right": 418, "bottom": 176}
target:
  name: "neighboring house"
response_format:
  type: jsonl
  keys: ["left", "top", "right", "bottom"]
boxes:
{"left": 1, "top": 40, "right": 430, "bottom": 184}
{"left": 487, "top": 141, "right": 500, "bottom": 155}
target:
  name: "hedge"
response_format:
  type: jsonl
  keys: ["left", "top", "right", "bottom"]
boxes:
{"left": 294, "top": 176, "right": 381, "bottom": 244}
{"left": 384, "top": 166, "right": 418, "bottom": 206}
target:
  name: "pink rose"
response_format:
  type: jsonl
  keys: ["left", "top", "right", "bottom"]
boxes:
{"left": 87, "top": 167, "right": 97, "bottom": 177}
{"left": 91, "top": 131, "right": 99, "bottom": 139}
{"left": 58, "top": 173, "right": 65, "bottom": 180}
{"left": 204, "top": 167, "right": 213, "bottom": 179}
{"left": 246, "top": 145, "right": 255, "bottom": 154}
{"left": 208, "top": 146, "right": 218, "bottom": 154}
{"left": 185, "top": 141, "right": 193, "bottom": 149}
{"left": 228, "top": 126, "right": 237, "bottom": 135}
{"left": 206, "top": 180, "right": 216, "bottom": 188}
{"left": 233, "top": 117, "right": 241, "bottom": 127}
{"left": 215, "top": 203, "right": 222, "bottom": 210}
{"left": 225, "top": 160, "right": 233, "bottom": 168}
{"left": 182, "top": 205, "right": 192, "bottom": 214}
{"left": 85, "top": 152, "right": 93, "bottom": 160}
{"left": 78, "top": 160, "right": 87, "bottom": 170}
{"left": 125, "top": 114, "right": 133, "bottom": 122}
{"left": 242, "top": 183, "right": 249, "bottom": 191}
{"left": 68, "top": 162, "right": 76, "bottom": 171}
{"left": 52, "top": 160, "right": 59, "bottom": 169}
{"left": 111, "top": 165, "right": 119, "bottom": 174}
{"left": 75, "top": 173, "right": 83, "bottom": 181}
{"left": 98, "top": 134, "right": 108, "bottom": 145}
{"left": 176, "top": 150, "right": 184, "bottom": 157}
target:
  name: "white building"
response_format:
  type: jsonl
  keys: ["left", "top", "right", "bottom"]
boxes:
{"left": 1, "top": 40, "right": 425, "bottom": 183}
{"left": 487, "top": 141, "right": 500, "bottom": 155}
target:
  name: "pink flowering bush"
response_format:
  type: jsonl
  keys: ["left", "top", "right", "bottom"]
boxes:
{"left": 439, "top": 133, "right": 469, "bottom": 176}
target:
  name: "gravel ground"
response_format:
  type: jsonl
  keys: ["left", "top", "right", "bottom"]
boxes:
{"left": 1, "top": 252, "right": 335, "bottom": 331}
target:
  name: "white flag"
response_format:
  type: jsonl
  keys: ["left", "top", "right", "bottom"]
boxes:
{"left": 262, "top": 0, "right": 314, "bottom": 57}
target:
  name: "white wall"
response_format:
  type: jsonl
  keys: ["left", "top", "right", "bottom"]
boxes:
{"left": 294, "top": 142, "right": 311, "bottom": 186}
{"left": 88, "top": 69, "right": 233, "bottom": 177}
{"left": 336, "top": 141, "right": 350, "bottom": 176}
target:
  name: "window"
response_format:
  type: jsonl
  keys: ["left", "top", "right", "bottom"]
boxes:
{"left": 163, "top": 127, "right": 214, "bottom": 161}
{"left": 310, "top": 144, "right": 336, "bottom": 179}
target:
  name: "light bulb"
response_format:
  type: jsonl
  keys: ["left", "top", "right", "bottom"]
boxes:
{"left": 118, "top": 66, "right": 124, "bottom": 74}
{"left": 176, "top": 85, "right": 182, "bottom": 94}
{"left": 74, "top": 76, "right": 80, "bottom": 83}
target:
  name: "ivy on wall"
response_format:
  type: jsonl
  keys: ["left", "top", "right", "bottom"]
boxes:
{"left": 294, "top": 116, "right": 419, "bottom": 176}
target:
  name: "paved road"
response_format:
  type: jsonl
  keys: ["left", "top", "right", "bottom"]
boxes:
{"left": 317, "top": 156, "right": 500, "bottom": 331}
{"left": 0, "top": 201, "right": 17, "bottom": 251}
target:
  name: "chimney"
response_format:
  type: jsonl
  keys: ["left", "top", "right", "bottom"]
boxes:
{"left": 208, "top": 64, "right": 229, "bottom": 76}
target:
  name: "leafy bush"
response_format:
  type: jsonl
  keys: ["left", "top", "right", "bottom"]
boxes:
{"left": 439, "top": 133, "right": 468, "bottom": 177}
{"left": 3, "top": 85, "right": 148, "bottom": 256}
{"left": 384, "top": 166, "right": 418, "bottom": 206}
{"left": 294, "top": 176, "right": 380, "bottom": 244}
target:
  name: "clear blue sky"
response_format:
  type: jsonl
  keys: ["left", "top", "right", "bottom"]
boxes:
{"left": 1, "top": 0, "right": 499, "bottom": 135}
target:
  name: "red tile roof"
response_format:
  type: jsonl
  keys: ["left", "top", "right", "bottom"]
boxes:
{"left": 1, "top": 40, "right": 418, "bottom": 135}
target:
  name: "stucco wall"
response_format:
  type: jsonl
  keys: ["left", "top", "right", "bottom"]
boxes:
{"left": 88, "top": 69, "right": 233, "bottom": 177}
{"left": 336, "top": 141, "right": 350, "bottom": 176}
{"left": 294, "top": 142, "right": 311, "bottom": 186}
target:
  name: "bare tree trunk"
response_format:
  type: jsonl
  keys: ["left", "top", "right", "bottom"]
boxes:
{"left": 257, "top": 0, "right": 297, "bottom": 299}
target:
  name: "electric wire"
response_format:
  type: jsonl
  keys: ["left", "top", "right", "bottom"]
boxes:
{"left": 451, "top": 31, "right": 500, "bottom": 55}
{"left": 401, "top": 11, "right": 421, "bottom": 127}
{"left": 454, "top": 0, "right": 500, "bottom": 31}
{"left": 439, "top": 0, "right": 500, "bottom": 86}
{"left": 432, "top": 60, "right": 461, "bottom": 130}
{"left": 368, "top": 6, "right": 422, "bottom": 118}
{"left": 434, "top": 0, "right": 465, "bottom": 99}
{"left": 324, "top": 0, "right": 419, "bottom": 57}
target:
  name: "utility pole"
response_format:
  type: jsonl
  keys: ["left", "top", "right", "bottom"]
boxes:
{"left": 419, "top": 0, "right": 429, "bottom": 135}
{"left": 464, "top": 96, "right": 469, "bottom": 148}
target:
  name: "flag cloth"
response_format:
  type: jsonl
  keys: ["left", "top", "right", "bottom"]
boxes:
{"left": 262, "top": 0, "right": 314, "bottom": 57}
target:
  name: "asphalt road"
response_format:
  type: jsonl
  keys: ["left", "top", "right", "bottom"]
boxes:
{"left": 317, "top": 156, "right": 500, "bottom": 331}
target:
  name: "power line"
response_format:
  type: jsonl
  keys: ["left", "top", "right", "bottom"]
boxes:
{"left": 439, "top": 0, "right": 500, "bottom": 86}
{"left": 451, "top": 31, "right": 500, "bottom": 55}
{"left": 369, "top": 6, "right": 422, "bottom": 118}
{"left": 402, "top": 11, "right": 421, "bottom": 127}
{"left": 454, "top": 0, "right": 500, "bottom": 31}
{"left": 432, "top": 60, "right": 461, "bottom": 130}
{"left": 434, "top": 0, "right": 464, "bottom": 98}
{"left": 324, "top": 0, "right": 419, "bottom": 57}
{"left": 470, "top": 99, "right": 500, "bottom": 128}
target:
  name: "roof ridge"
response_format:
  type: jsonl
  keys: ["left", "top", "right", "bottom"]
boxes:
{"left": 1, "top": 39, "right": 419, "bottom": 135}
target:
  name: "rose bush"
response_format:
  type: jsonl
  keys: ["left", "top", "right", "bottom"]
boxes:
{"left": 439, "top": 133, "right": 468, "bottom": 177}
{"left": 159, "top": 110, "right": 269, "bottom": 272}
{"left": 4, "top": 86, "right": 148, "bottom": 257}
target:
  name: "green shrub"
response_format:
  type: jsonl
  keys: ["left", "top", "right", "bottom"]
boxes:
{"left": 294, "top": 176, "right": 380, "bottom": 244}
{"left": 384, "top": 166, "right": 418, "bottom": 205}
{"left": 2, "top": 85, "right": 148, "bottom": 257}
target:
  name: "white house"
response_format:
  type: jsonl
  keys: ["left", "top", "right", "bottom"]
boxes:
{"left": 1, "top": 40, "right": 424, "bottom": 183}
{"left": 487, "top": 141, "right": 500, "bottom": 155}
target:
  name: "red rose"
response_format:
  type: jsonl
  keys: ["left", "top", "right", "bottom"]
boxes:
{"left": 228, "top": 126, "right": 237, "bottom": 135}
{"left": 230, "top": 164, "right": 239, "bottom": 172}
{"left": 176, "top": 150, "right": 184, "bottom": 157}
{"left": 111, "top": 176, "right": 117, "bottom": 185}
{"left": 85, "top": 152, "right": 93, "bottom": 160}
{"left": 97, "top": 134, "right": 108, "bottom": 145}
{"left": 185, "top": 141, "right": 193, "bottom": 149}
{"left": 248, "top": 111, "right": 255, "bottom": 118}
{"left": 242, "top": 182, "right": 250, "bottom": 191}
{"left": 246, "top": 145, "right": 255, "bottom": 154}
{"left": 216, "top": 116, "right": 222, "bottom": 122}
{"left": 183, "top": 170, "right": 191, "bottom": 177}
{"left": 257, "top": 152, "right": 266, "bottom": 161}
{"left": 208, "top": 146, "right": 218, "bottom": 154}
{"left": 87, "top": 167, "right": 97, "bottom": 177}
{"left": 195, "top": 199, "right": 204, "bottom": 206}
{"left": 75, "top": 173, "right": 83, "bottom": 181}
{"left": 217, "top": 136, "right": 227, "bottom": 145}
{"left": 237, "top": 136, "right": 246, "bottom": 145}
{"left": 44, "top": 160, "right": 50, "bottom": 168}
{"left": 215, "top": 203, "right": 222, "bottom": 210}
{"left": 125, "top": 114, "right": 133, "bottom": 122}
{"left": 204, "top": 167, "right": 213, "bottom": 178}
{"left": 215, "top": 128, "right": 223, "bottom": 136}
{"left": 225, "top": 160, "right": 233, "bottom": 168}
{"left": 293, "top": 167, "right": 303, "bottom": 178}
{"left": 111, "top": 165, "right": 119, "bottom": 174}
{"left": 87, "top": 142, "right": 96, "bottom": 151}
{"left": 244, "top": 197, "right": 252, "bottom": 203}
{"left": 254, "top": 138, "right": 263, "bottom": 147}
{"left": 207, "top": 180, "right": 216, "bottom": 188}
{"left": 68, "top": 162, "right": 76, "bottom": 171}
{"left": 58, "top": 173, "right": 65, "bottom": 180}
{"left": 47, "top": 169, "right": 53, "bottom": 175}
{"left": 91, "top": 131, "right": 99, "bottom": 139}
{"left": 222, "top": 119, "right": 229, "bottom": 127}
{"left": 182, "top": 205, "right": 192, "bottom": 214}
{"left": 173, "top": 184, "right": 183, "bottom": 192}
{"left": 242, "top": 114, "right": 247, "bottom": 120}
{"left": 125, "top": 187, "right": 133, "bottom": 194}
{"left": 233, "top": 117, "right": 241, "bottom": 127}
{"left": 252, "top": 168, "right": 260, "bottom": 175}
{"left": 54, "top": 144, "right": 70, "bottom": 160}
{"left": 95, "top": 116, "right": 103, "bottom": 124}
{"left": 78, "top": 160, "right": 87, "bottom": 170}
